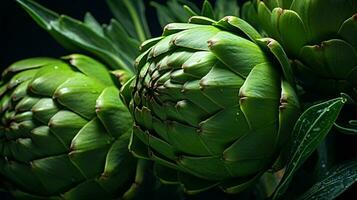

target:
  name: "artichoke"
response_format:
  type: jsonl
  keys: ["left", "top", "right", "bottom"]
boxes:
{"left": 0, "top": 55, "right": 141, "bottom": 199}
{"left": 242, "top": 0, "right": 357, "bottom": 98}
{"left": 124, "top": 16, "right": 300, "bottom": 194}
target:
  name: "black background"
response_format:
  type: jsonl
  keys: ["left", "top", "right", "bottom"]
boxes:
{"left": 1, "top": 0, "right": 198, "bottom": 68}
{"left": 0, "top": 0, "right": 356, "bottom": 199}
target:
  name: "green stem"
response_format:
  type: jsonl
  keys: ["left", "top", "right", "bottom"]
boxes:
{"left": 124, "top": 0, "right": 147, "bottom": 42}
{"left": 122, "top": 159, "right": 149, "bottom": 200}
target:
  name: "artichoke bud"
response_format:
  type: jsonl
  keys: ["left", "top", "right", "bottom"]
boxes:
{"left": 110, "top": 69, "right": 133, "bottom": 88}
{"left": 243, "top": 0, "right": 357, "bottom": 98}
{"left": 129, "top": 16, "right": 300, "bottom": 194}
{"left": 0, "top": 54, "right": 140, "bottom": 199}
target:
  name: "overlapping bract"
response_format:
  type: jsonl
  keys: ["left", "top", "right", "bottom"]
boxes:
{"left": 0, "top": 55, "right": 137, "bottom": 199}
{"left": 125, "top": 16, "right": 300, "bottom": 193}
{"left": 242, "top": 0, "right": 357, "bottom": 98}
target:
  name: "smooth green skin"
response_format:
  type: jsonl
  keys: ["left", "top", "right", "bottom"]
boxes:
{"left": 0, "top": 55, "right": 136, "bottom": 200}
{"left": 126, "top": 16, "right": 300, "bottom": 194}
{"left": 242, "top": 0, "right": 357, "bottom": 97}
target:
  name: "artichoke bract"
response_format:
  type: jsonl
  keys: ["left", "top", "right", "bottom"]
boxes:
{"left": 242, "top": 0, "right": 357, "bottom": 97}
{"left": 125, "top": 16, "right": 300, "bottom": 193}
{"left": 0, "top": 55, "right": 139, "bottom": 199}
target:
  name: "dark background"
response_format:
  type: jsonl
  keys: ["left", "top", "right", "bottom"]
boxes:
{"left": 0, "top": 0, "right": 252, "bottom": 67}
{"left": 0, "top": 0, "right": 355, "bottom": 199}
{"left": 1, "top": 0, "right": 195, "bottom": 68}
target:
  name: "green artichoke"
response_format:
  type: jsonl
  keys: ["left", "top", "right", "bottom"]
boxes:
{"left": 0, "top": 55, "right": 141, "bottom": 199}
{"left": 124, "top": 16, "right": 300, "bottom": 194}
{"left": 242, "top": 0, "right": 357, "bottom": 98}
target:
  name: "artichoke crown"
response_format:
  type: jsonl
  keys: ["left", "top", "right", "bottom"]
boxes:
{"left": 0, "top": 55, "right": 136, "bottom": 199}
{"left": 126, "top": 16, "right": 300, "bottom": 194}
{"left": 243, "top": 0, "right": 357, "bottom": 97}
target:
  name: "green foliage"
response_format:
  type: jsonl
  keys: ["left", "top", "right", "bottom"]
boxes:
{"left": 1, "top": 0, "right": 355, "bottom": 199}
{"left": 17, "top": 0, "right": 149, "bottom": 75}
{"left": 272, "top": 96, "right": 347, "bottom": 199}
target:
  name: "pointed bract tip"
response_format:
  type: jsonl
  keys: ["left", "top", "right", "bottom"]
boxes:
{"left": 207, "top": 40, "right": 217, "bottom": 49}
{"left": 352, "top": 13, "right": 357, "bottom": 20}
{"left": 276, "top": 7, "right": 285, "bottom": 15}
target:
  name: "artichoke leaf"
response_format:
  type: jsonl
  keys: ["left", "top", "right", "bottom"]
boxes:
{"left": 272, "top": 96, "right": 347, "bottom": 200}
{"left": 339, "top": 14, "right": 357, "bottom": 50}
{"left": 297, "top": 159, "right": 357, "bottom": 200}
